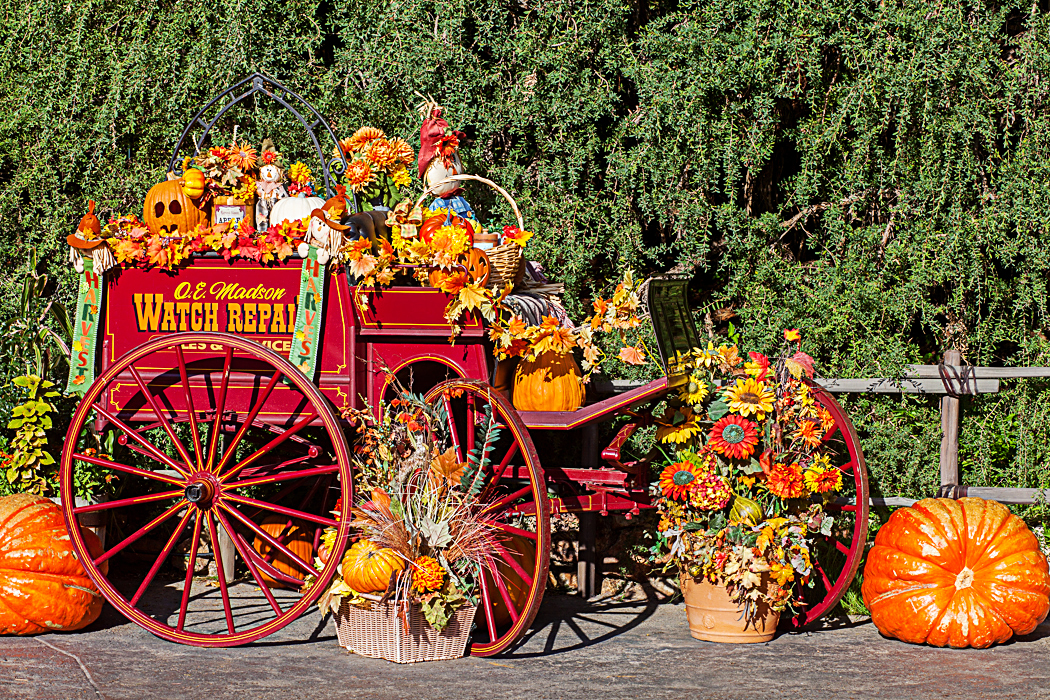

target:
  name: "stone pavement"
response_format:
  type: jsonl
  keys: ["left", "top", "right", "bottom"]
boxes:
{"left": 1, "top": 590, "right": 1047, "bottom": 700}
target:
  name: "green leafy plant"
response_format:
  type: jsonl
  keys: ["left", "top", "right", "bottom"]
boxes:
{"left": 6, "top": 375, "right": 60, "bottom": 495}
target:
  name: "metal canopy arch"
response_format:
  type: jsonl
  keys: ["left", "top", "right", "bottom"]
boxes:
{"left": 166, "top": 72, "right": 353, "bottom": 206}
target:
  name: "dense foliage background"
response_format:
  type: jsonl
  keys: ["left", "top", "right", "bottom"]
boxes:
{"left": 2, "top": 0, "right": 1049, "bottom": 517}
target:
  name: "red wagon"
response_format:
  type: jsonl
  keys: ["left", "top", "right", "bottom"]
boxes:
{"left": 59, "top": 74, "right": 869, "bottom": 655}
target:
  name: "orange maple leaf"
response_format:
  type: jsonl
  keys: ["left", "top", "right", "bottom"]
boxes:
{"left": 618, "top": 345, "right": 646, "bottom": 365}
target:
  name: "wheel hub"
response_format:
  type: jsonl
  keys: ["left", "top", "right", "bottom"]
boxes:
{"left": 184, "top": 473, "right": 218, "bottom": 507}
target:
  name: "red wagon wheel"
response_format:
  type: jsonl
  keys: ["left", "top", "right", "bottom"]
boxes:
{"left": 785, "top": 381, "right": 869, "bottom": 626}
{"left": 59, "top": 332, "right": 353, "bottom": 646}
{"left": 423, "top": 379, "right": 551, "bottom": 657}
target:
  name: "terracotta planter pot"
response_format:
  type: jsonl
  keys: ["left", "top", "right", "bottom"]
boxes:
{"left": 681, "top": 575, "right": 780, "bottom": 643}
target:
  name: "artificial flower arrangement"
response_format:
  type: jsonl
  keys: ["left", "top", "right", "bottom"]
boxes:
{"left": 309, "top": 389, "right": 507, "bottom": 633}
{"left": 336, "top": 126, "right": 415, "bottom": 209}
{"left": 653, "top": 329, "right": 843, "bottom": 626}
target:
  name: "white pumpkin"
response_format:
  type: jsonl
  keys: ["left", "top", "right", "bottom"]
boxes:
{"left": 269, "top": 193, "right": 325, "bottom": 227}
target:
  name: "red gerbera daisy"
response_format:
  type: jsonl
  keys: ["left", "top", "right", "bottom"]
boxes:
{"left": 708, "top": 415, "right": 759, "bottom": 460}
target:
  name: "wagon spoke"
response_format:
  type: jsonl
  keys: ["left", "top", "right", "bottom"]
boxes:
{"left": 491, "top": 522, "right": 537, "bottom": 541}
{"left": 482, "top": 486, "right": 533, "bottom": 515}
{"left": 90, "top": 403, "right": 190, "bottom": 477}
{"left": 492, "top": 540, "right": 533, "bottom": 586}
{"left": 73, "top": 490, "right": 184, "bottom": 515}
{"left": 222, "top": 493, "right": 337, "bottom": 528}
{"left": 206, "top": 512, "right": 236, "bottom": 634}
{"left": 95, "top": 499, "right": 188, "bottom": 566}
{"left": 466, "top": 392, "right": 476, "bottom": 460}
{"left": 478, "top": 565, "right": 499, "bottom": 644}
{"left": 207, "top": 346, "right": 234, "bottom": 471}
{"left": 480, "top": 443, "right": 518, "bottom": 501}
{"left": 223, "top": 463, "right": 340, "bottom": 490}
{"left": 177, "top": 512, "right": 204, "bottom": 631}
{"left": 442, "top": 392, "right": 464, "bottom": 464}
{"left": 72, "top": 452, "right": 184, "bottom": 487}
{"left": 213, "top": 508, "right": 283, "bottom": 617}
{"left": 130, "top": 508, "right": 194, "bottom": 606}
{"left": 814, "top": 557, "right": 833, "bottom": 592}
{"left": 215, "top": 369, "right": 283, "bottom": 474}
{"left": 129, "top": 365, "right": 197, "bottom": 470}
{"left": 487, "top": 556, "right": 519, "bottom": 624}
{"left": 175, "top": 346, "right": 205, "bottom": 468}
{"left": 219, "top": 503, "right": 313, "bottom": 575}
{"left": 834, "top": 539, "right": 850, "bottom": 555}
{"left": 218, "top": 411, "right": 318, "bottom": 484}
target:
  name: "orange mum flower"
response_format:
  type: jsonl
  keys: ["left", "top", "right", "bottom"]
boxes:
{"left": 793, "top": 420, "right": 823, "bottom": 449}
{"left": 345, "top": 160, "right": 376, "bottom": 192}
{"left": 365, "top": 138, "right": 401, "bottom": 170}
{"left": 228, "top": 145, "right": 257, "bottom": 170}
{"left": 345, "top": 126, "right": 385, "bottom": 153}
{"left": 766, "top": 462, "right": 807, "bottom": 500}
{"left": 412, "top": 555, "right": 445, "bottom": 593}
{"left": 386, "top": 137, "right": 415, "bottom": 166}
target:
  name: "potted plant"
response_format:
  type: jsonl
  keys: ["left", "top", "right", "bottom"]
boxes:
{"left": 652, "top": 329, "right": 844, "bottom": 643}
{"left": 308, "top": 389, "right": 509, "bottom": 663}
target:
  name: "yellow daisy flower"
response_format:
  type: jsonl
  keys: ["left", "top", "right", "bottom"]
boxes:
{"left": 724, "top": 377, "right": 775, "bottom": 420}
{"left": 677, "top": 374, "right": 709, "bottom": 404}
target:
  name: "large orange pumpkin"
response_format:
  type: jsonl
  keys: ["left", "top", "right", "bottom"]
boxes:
{"left": 143, "top": 179, "right": 207, "bottom": 237}
{"left": 251, "top": 515, "right": 315, "bottom": 588}
{"left": 862, "top": 497, "right": 1050, "bottom": 648}
{"left": 512, "top": 352, "right": 584, "bottom": 412}
{"left": 341, "top": 539, "right": 404, "bottom": 593}
{"left": 0, "top": 494, "right": 106, "bottom": 635}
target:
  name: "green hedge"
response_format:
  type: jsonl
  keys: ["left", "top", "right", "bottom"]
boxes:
{"left": 2, "top": 0, "right": 1050, "bottom": 512}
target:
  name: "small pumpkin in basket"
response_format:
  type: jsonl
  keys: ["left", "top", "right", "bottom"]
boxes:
{"left": 341, "top": 539, "right": 405, "bottom": 593}
{"left": 512, "top": 351, "right": 584, "bottom": 412}
{"left": 862, "top": 497, "right": 1050, "bottom": 648}
{"left": 0, "top": 493, "right": 107, "bottom": 635}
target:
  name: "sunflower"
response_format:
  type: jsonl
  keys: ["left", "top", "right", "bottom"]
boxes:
{"left": 658, "top": 460, "right": 705, "bottom": 501}
{"left": 677, "top": 374, "right": 709, "bottom": 405}
{"left": 804, "top": 464, "right": 843, "bottom": 493}
{"left": 345, "top": 126, "right": 385, "bottom": 153}
{"left": 724, "top": 377, "right": 775, "bottom": 420}
{"left": 227, "top": 144, "right": 257, "bottom": 171}
{"left": 793, "top": 420, "right": 823, "bottom": 449}
{"left": 411, "top": 555, "right": 445, "bottom": 593}
{"left": 344, "top": 159, "right": 376, "bottom": 192}
{"left": 655, "top": 406, "right": 702, "bottom": 445}
{"left": 708, "top": 415, "right": 759, "bottom": 460}
{"left": 766, "top": 462, "right": 807, "bottom": 500}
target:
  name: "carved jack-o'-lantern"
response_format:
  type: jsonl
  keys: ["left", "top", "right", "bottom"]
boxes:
{"left": 143, "top": 180, "right": 207, "bottom": 236}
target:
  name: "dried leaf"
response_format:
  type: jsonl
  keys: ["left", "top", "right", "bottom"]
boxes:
{"left": 430, "top": 447, "right": 465, "bottom": 491}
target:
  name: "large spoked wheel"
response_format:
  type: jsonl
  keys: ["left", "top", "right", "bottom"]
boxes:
{"left": 423, "top": 380, "right": 551, "bottom": 657}
{"left": 786, "top": 381, "right": 869, "bottom": 627}
{"left": 59, "top": 332, "right": 353, "bottom": 646}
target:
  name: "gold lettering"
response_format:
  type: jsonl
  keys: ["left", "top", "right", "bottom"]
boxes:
{"left": 210, "top": 281, "right": 229, "bottom": 299}
{"left": 227, "top": 303, "right": 242, "bottom": 332}
{"left": 243, "top": 303, "right": 257, "bottom": 333}
{"left": 258, "top": 304, "right": 271, "bottom": 333}
{"left": 272, "top": 304, "right": 286, "bottom": 334}
{"left": 176, "top": 302, "right": 191, "bottom": 331}
{"left": 134, "top": 293, "right": 163, "bottom": 332}
{"left": 233, "top": 287, "right": 247, "bottom": 300}
{"left": 190, "top": 303, "right": 203, "bottom": 331}
{"left": 161, "top": 302, "right": 177, "bottom": 332}
{"left": 193, "top": 282, "right": 207, "bottom": 300}
{"left": 174, "top": 282, "right": 191, "bottom": 300}
{"left": 205, "top": 303, "right": 218, "bottom": 331}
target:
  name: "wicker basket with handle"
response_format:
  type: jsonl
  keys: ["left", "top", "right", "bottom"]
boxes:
{"left": 335, "top": 595, "right": 477, "bottom": 664}
{"left": 414, "top": 174, "right": 526, "bottom": 290}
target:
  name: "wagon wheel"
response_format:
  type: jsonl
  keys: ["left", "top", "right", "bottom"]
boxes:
{"left": 423, "top": 379, "right": 551, "bottom": 657}
{"left": 59, "top": 332, "right": 353, "bottom": 647}
{"left": 785, "top": 381, "right": 869, "bottom": 627}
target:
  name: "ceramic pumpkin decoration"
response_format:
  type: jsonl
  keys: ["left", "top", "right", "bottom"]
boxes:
{"left": 179, "top": 169, "right": 206, "bottom": 200}
{"left": 0, "top": 493, "right": 106, "bottom": 635}
{"left": 341, "top": 539, "right": 404, "bottom": 593}
{"left": 251, "top": 515, "right": 315, "bottom": 588}
{"left": 512, "top": 352, "right": 584, "bottom": 412}
{"left": 269, "top": 193, "right": 325, "bottom": 228}
{"left": 862, "top": 497, "right": 1050, "bottom": 648}
{"left": 143, "top": 179, "right": 207, "bottom": 237}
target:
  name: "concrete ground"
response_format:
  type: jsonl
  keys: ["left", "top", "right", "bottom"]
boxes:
{"left": 1, "top": 588, "right": 1048, "bottom": 700}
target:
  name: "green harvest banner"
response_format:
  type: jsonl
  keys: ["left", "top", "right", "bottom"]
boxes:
{"left": 66, "top": 259, "right": 104, "bottom": 394}
{"left": 290, "top": 248, "right": 326, "bottom": 379}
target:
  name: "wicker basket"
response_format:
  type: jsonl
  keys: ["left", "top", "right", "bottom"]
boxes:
{"left": 335, "top": 596, "right": 477, "bottom": 664}
{"left": 414, "top": 174, "right": 526, "bottom": 290}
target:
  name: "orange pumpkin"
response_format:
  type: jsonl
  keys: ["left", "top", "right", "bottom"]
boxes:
{"left": 143, "top": 179, "right": 207, "bottom": 237}
{"left": 341, "top": 539, "right": 404, "bottom": 593}
{"left": 512, "top": 352, "right": 584, "bottom": 412}
{"left": 862, "top": 497, "right": 1050, "bottom": 648}
{"left": 251, "top": 515, "right": 315, "bottom": 588}
{"left": 484, "top": 535, "right": 535, "bottom": 626}
{"left": 419, "top": 214, "right": 473, "bottom": 245}
{"left": 0, "top": 494, "right": 106, "bottom": 635}
{"left": 179, "top": 169, "right": 206, "bottom": 199}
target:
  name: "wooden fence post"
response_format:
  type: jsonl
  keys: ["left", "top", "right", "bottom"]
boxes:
{"left": 939, "top": 349, "right": 962, "bottom": 490}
